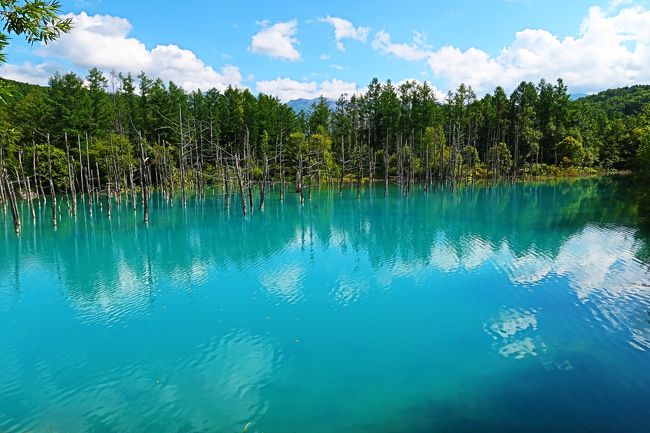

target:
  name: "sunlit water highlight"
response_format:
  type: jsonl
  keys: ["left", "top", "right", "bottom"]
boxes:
{"left": 1, "top": 178, "right": 650, "bottom": 432}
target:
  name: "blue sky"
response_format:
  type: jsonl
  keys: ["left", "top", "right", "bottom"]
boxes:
{"left": 1, "top": 0, "right": 649, "bottom": 100}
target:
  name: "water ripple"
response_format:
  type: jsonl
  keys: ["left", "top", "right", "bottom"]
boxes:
{"left": 259, "top": 262, "right": 305, "bottom": 304}
{"left": 1, "top": 182, "right": 650, "bottom": 432}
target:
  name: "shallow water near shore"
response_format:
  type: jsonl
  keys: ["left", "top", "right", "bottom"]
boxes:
{"left": 1, "top": 178, "right": 650, "bottom": 433}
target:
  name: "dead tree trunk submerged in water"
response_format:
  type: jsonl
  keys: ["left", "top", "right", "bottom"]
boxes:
{"left": 104, "top": 157, "right": 111, "bottom": 218}
{"left": 18, "top": 149, "right": 35, "bottom": 221}
{"left": 234, "top": 154, "right": 247, "bottom": 216}
{"left": 65, "top": 133, "right": 77, "bottom": 218}
{"left": 2, "top": 169, "right": 21, "bottom": 234}
{"left": 47, "top": 134, "right": 57, "bottom": 228}
{"left": 139, "top": 137, "right": 149, "bottom": 224}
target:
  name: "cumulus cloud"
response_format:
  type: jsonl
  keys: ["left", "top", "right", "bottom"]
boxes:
{"left": 0, "top": 61, "right": 61, "bottom": 85}
{"left": 372, "top": 30, "right": 431, "bottom": 61}
{"left": 318, "top": 16, "right": 370, "bottom": 51}
{"left": 609, "top": 0, "right": 634, "bottom": 10}
{"left": 31, "top": 12, "right": 242, "bottom": 91}
{"left": 256, "top": 77, "right": 357, "bottom": 101}
{"left": 373, "top": 4, "right": 650, "bottom": 95}
{"left": 250, "top": 20, "right": 301, "bottom": 61}
{"left": 394, "top": 78, "right": 447, "bottom": 101}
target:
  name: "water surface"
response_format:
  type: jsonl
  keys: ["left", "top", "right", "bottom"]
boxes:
{"left": 1, "top": 178, "right": 650, "bottom": 432}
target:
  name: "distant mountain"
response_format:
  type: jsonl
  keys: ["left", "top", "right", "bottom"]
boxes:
{"left": 577, "top": 85, "right": 650, "bottom": 117}
{"left": 287, "top": 98, "right": 337, "bottom": 113}
{"left": 570, "top": 93, "right": 588, "bottom": 100}
{"left": 0, "top": 78, "right": 43, "bottom": 104}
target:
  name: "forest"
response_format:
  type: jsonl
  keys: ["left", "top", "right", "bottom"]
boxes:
{"left": 1, "top": 71, "right": 650, "bottom": 233}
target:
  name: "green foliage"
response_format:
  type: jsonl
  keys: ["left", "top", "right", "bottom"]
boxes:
{"left": 487, "top": 142, "right": 513, "bottom": 176}
{"left": 90, "top": 133, "right": 135, "bottom": 173}
{"left": 249, "top": 164, "right": 264, "bottom": 181}
{"left": 48, "top": 72, "right": 92, "bottom": 136}
{"left": 309, "top": 97, "right": 331, "bottom": 133}
{"left": 309, "top": 127, "right": 334, "bottom": 173}
{"left": 86, "top": 67, "right": 111, "bottom": 136}
{"left": 1, "top": 67, "right": 650, "bottom": 193}
{"left": 287, "top": 131, "right": 307, "bottom": 163}
{"left": 0, "top": 0, "right": 71, "bottom": 49}
{"left": 462, "top": 145, "right": 479, "bottom": 169}
{"left": 579, "top": 85, "right": 650, "bottom": 118}
{"left": 0, "top": 77, "right": 38, "bottom": 104}
{"left": 0, "top": 0, "right": 71, "bottom": 100}
{"left": 12, "top": 86, "right": 51, "bottom": 136}
{"left": 635, "top": 133, "right": 650, "bottom": 175}
{"left": 259, "top": 130, "right": 270, "bottom": 157}
{"left": 636, "top": 128, "right": 650, "bottom": 227}
{"left": 557, "top": 136, "right": 585, "bottom": 167}
{"left": 30, "top": 142, "right": 67, "bottom": 190}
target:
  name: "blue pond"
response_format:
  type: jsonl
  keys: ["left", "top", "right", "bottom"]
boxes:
{"left": 1, "top": 178, "right": 650, "bottom": 432}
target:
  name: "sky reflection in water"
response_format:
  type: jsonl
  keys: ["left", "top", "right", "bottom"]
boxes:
{"left": 1, "top": 178, "right": 649, "bottom": 433}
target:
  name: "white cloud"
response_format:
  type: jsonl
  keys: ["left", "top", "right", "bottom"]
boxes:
{"left": 256, "top": 77, "right": 357, "bottom": 101}
{"left": 318, "top": 16, "right": 370, "bottom": 51}
{"left": 372, "top": 30, "right": 431, "bottom": 61}
{"left": 609, "top": 0, "right": 634, "bottom": 10}
{"left": 319, "top": 53, "right": 331, "bottom": 60}
{"left": 250, "top": 20, "right": 301, "bottom": 61}
{"left": 394, "top": 78, "right": 447, "bottom": 101}
{"left": 319, "top": 79, "right": 358, "bottom": 99}
{"left": 42, "top": 13, "right": 144, "bottom": 70}
{"left": 32, "top": 12, "right": 242, "bottom": 91}
{"left": 373, "top": 5, "right": 650, "bottom": 95}
{"left": 0, "top": 61, "right": 61, "bottom": 85}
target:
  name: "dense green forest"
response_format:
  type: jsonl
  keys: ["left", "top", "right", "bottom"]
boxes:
{"left": 1, "top": 70, "right": 650, "bottom": 231}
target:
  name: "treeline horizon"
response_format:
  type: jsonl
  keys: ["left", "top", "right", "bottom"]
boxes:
{"left": 1, "top": 69, "right": 650, "bottom": 233}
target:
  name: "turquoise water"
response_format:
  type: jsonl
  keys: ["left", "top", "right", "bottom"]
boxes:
{"left": 1, "top": 178, "right": 650, "bottom": 433}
